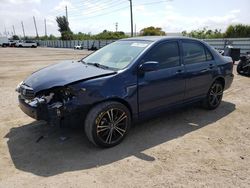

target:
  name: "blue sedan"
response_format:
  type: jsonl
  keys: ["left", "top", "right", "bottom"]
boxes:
{"left": 16, "top": 36, "right": 234, "bottom": 147}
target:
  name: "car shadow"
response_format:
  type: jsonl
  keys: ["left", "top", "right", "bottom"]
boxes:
{"left": 5, "top": 101, "right": 235, "bottom": 177}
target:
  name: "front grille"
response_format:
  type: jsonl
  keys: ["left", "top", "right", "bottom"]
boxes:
{"left": 20, "top": 84, "right": 35, "bottom": 100}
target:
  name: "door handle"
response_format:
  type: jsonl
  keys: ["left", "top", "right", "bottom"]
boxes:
{"left": 200, "top": 68, "right": 209, "bottom": 73}
{"left": 209, "top": 64, "right": 215, "bottom": 69}
{"left": 176, "top": 69, "right": 183, "bottom": 74}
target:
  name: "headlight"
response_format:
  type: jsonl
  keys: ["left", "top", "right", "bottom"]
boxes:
{"left": 15, "top": 81, "right": 23, "bottom": 92}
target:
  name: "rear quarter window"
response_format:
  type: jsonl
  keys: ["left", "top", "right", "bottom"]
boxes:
{"left": 205, "top": 48, "right": 214, "bottom": 61}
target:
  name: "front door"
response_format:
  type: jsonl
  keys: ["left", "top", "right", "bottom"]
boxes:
{"left": 138, "top": 41, "right": 186, "bottom": 114}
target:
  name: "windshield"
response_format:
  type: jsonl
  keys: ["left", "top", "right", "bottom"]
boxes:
{"left": 82, "top": 40, "right": 151, "bottom": 70}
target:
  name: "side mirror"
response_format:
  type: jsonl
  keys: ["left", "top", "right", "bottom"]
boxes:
{"left": 139, "top": 61, "right": 159, "bottom": 72}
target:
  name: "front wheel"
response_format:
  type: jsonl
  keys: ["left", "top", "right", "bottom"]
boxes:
{"left": 203, "top": 81, "right": 224, "bottom": 110}
{"left": 84, "top": 101, "right": 131, "bottom": 147}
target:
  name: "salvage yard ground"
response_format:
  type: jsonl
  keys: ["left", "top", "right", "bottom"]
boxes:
{"left": 0, "top": 47, "right": 249, "bottom": 188}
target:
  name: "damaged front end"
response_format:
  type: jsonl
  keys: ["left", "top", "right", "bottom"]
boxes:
{"left": 17, "top": 83, "right": 82, "bottom": 126}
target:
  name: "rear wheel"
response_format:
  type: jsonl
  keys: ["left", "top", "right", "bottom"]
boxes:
{"left": 203, "top": 81, "right": 224, "bottom": 110}
{"left": 84, "top": 101, "right": 131, "bottom": 147}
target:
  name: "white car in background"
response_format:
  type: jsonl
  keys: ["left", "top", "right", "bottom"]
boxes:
{"left": 74, "top": 44, "right": 84, "bottom": 50}
{"left": 16, "top": 40, "right": 37, "bottom": 48}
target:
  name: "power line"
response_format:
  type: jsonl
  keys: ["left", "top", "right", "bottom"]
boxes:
{"left": 65, "top": 0, "right": 127, "bottom": 17}
{"left": 67, "top": 0, "right": 171, "bottom": 20}
{"left": 70, "top": 5, "right": 130, "bottom": 20}
{"left": 53, "top": 0, "right": 123, "bottom": 15}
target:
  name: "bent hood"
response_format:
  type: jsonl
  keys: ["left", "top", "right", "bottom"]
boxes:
{"left": 24, "top": 60, "right": 116, "bottom": 93}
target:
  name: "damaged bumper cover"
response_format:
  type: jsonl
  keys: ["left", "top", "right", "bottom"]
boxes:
{"left": 18, "top": 88, "right": 87, "bottom": 125}
{"left": 18, "top": 95, "right": 63, "bottom": 122}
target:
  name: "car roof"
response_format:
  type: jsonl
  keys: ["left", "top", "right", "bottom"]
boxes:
{"left": 120, "top": 36, "right": 200, "bottom": 42}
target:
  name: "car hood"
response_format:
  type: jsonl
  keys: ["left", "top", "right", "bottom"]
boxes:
{"left": 23, "top": 60, "right": 116, "bottom": 93}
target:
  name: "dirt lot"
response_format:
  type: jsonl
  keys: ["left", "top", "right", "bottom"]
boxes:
{"left": 0, "top": 47, "right": 249, "bottom": 188}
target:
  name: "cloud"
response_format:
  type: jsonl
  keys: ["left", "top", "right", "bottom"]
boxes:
{"left": 230, "top": 9, "right": 241, "bottom": 14}
{"left": 54, "top": 0, "right": 74, "bottom": 11}
{"left": 1, "top": 0, "right": 41, "bottom": 4}
{"left": 154, "top": 6, "right": 244, "bottom": 32}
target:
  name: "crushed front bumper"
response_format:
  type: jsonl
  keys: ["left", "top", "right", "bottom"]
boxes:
{"left": 18, "top": 95, "right": 51, "bottom": 121}
{"left": 18, "top": 95, "right": 88, "bottom": 127}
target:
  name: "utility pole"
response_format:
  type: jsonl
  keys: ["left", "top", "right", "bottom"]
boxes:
{"left": 115, "top": 22, "right": 118, "bottom": 32}
{"left": 65, "top": 5, "right": 69, "bottom": 31}
{"left": 12, "top": 25, "right": 16, "bottom": 35}
{"left": 134, "top": 24, "right": 136, "bottom": 36}
{"left": 44, "top": 19, "right": 47, "bottom": 36}
{"left": 128, "top": 0, "right": 133, "bottom": 37}
{"left": 21, "top": 21, "right": 26, "bottom": 38}
{"left": 33, "top": 16, "right": 39, "bottom": 38}
{"left": 4, "top": 27, "right": 7, "bottom": 37}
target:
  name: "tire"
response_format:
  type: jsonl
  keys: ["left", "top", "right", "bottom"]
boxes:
{"left": 203, "top": 81, "right": 224, "bottom": 110}
{"left": 237, "top": 60, "right": 244, "bottom": 75}
{"left": 237, "top": 60, "right": 250, "bottom": 76}
{"left": 84, "top": 101, "right": 131, "bottom": 148}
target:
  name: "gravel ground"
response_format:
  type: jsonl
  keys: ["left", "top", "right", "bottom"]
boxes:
{"left": 0, "top": 47, "right": 249, "bottom": 188}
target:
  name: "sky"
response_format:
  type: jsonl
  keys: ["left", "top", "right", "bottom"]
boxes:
{"left": 0, "top": 0, "right": 250, "bottom": 37}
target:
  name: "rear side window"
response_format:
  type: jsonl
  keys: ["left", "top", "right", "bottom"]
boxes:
{"left": 145, "top": 42, "right": 180, "bottom": 69}
{"left": 205, "top": 48, "right": 213, "bottom": 61}
{"left": 183, "top": 42, "right": 206, "bottom": 64}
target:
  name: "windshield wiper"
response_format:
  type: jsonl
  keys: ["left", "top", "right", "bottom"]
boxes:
{"left": 78, "top": 59, "right": 87, "bottom": 64}
{"left": 86, "top": 62, "right": 111, "bottom": 70}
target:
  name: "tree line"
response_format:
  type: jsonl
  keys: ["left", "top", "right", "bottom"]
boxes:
{"left": 182, "top": 24, "right": 250, "bottom": 39}
{"left": 11, "top": 16, "right": 250, "bottom": 41}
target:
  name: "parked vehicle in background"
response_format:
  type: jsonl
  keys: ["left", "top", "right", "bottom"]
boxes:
{"left": 237, "top": 52, "right": 250, "bottom": 76}
{"left": 224, "top": 45, "right": 241, "bottom": 64}
{"left": 8, "top": 40, "right": 17, "bottom": 47}
{"left": 16, "top": 36, "right": 234, "bottom": 147}
{"left": 0, "top": 37, "right": 8, "bottom": 47}
{"left": 2, "top": 40, "right": 18, "bottom": 47}
{"left": 216, "top": 45, "right": 241, "bottom": 64}
{"left": 16, "top": 40, "right": 37, "bottom": 48}
{"left": 74, "top": 44, "right": 84, "bottom": 50}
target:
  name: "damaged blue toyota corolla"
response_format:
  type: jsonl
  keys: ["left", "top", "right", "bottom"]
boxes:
{"left": 16, "top": 36, "right": 234, "bottom": 147}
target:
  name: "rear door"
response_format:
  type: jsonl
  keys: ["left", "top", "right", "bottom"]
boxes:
{"left": 181, "top": 40, "right": 216, "bottom": 100}
{"left": 138, "top": 41, "right": 186, "bottom": 113}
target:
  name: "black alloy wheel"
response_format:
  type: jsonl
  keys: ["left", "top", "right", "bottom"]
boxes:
{"left": 203, "top": 81, "right": 224, "bottom": 110}
{"left": 85, "top": 101, "right": 131, "bottom": 147}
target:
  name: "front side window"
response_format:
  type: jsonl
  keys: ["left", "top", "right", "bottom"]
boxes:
{"left": 183, "top": 42, "right": 206, "bottom": 64}
{"left": 144, "top": 42, "right": 180, "bottom": 69}
{"left": 83, "top": 41, "right": 151, "bottom": 70}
